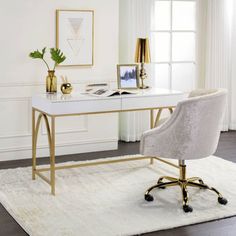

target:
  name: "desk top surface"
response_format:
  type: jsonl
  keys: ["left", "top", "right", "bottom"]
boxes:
{"left": 32, "top": 88, "right": 186, "bottom": 115}
{"left": 32, "top": 88, "right": 184, "bottom": 103}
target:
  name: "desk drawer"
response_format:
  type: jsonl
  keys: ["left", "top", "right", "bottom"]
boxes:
{"left": 50, "top": 98, "right": 121, "bottom": 115}
{"left": 121, "top": 94, "right": 183, "bottom": 110}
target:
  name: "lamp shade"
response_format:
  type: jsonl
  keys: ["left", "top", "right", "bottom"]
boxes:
{"left": 134, "top": 38, "right": 151, "bottom": 63}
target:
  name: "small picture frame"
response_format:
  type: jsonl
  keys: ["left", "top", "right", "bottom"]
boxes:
{"left": 117, "top": 64, "right": 139, "bottom": 89}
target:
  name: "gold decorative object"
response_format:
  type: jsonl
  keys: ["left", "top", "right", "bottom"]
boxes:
{"left": 135, "top": 38, "right": 151, "bottom": 89}
{"left": 60, "top": 76, "right": 73, "bottom": 94}
{"left": 46, "top": 70, "right": 57, "bottom": 93}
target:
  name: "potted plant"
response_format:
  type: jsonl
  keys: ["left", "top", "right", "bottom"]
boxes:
{"left": 29, "top": 47, "right": 66, "bottom": 93}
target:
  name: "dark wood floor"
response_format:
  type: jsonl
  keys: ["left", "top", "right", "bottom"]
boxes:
{"left": 0, "top": 131, "right": 236, "bottom": 236}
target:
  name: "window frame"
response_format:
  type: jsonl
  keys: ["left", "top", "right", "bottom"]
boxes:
{"left": 150, "top": 0, "right": 197, "bottom": 90}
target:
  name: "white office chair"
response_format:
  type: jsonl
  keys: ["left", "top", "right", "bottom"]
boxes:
{"left": 140, "top": 89, "right": 228, "bottom": 212}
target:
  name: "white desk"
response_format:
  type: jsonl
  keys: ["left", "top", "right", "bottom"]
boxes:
{"left": 32, "top": 88, "right": 185, "bottom": 195}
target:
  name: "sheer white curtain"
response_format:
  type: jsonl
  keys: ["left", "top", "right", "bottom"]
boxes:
{"left": 200, "top": 0, "right": 235, "bottom": 130}
{"left": 230, "top": 1, "right": 236, "bottom": 129}
{"left": 119, "top": 0, "right": 154, "bottom": 141}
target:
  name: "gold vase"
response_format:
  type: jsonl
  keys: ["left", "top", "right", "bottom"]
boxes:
{"left": 46, "top": 70, "right": 57, "bottom": 93}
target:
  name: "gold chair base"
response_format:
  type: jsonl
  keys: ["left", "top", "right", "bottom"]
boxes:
{"left": 144, "top": 163, "right": 228, "bottom": 212}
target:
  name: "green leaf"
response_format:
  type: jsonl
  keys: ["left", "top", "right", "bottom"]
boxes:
{"left": 50, "top": 48, "right": 66, "bottom": 65}
{"left": 29, "top": 47, "right": 46, "bottom": 59}
{"left": 42, "top": 47, "right": 46, "bottom": 55}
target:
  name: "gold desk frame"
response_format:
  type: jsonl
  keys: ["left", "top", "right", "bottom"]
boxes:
{"left": 32, "top": 107, "right": 178, "bottom": 195}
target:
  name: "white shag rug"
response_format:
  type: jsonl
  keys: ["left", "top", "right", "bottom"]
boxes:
{"left": 0, "top": 155, "right": 236, "bottom": 236}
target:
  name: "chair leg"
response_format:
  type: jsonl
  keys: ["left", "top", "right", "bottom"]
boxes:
{"left": 144, "top": 181, "right": 179, "bottom": 202}
{"left": 181, "top": 184, "right": 193, "bottom": 212}
{"left": 187, "top": 177, "right": 204, "bottom": 184}
{"left": 157, "top": 176, "right": 178, "bottom": 189}
{"left": 187, "top": 181, "right": 228, "bottom": 205}
{"left": 158, "top": 176, "right": 178, "bottom": 183}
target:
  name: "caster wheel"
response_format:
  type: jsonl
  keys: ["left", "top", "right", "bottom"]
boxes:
{"left": 183, "top": 205, "right": 193, "bottom": 213}
{"left": 198, "top": 180, "right": 205, "bottom": 188}
{"left": 199, "top": 180, "right": 204, "bottom": 185}
{"left": 218, "top": 197, "right": 228, "bottom": 205}
{"left": 145, "top": 194, "right": 154, "bottom": 202}
{"left": 157, "top": 182, "right": 166, "bottom": 189}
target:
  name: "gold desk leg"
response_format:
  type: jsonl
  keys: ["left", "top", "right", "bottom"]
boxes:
{"left": 32, "top": 110, "right": 54, "bottom": 195}
{"left": 154, "top": 108, "right": 163, "bottom": 128}
{"left": 150, "top": 158, "right": 154, "bottom": 165}
{"left": 150, "top": 109, "right": 154, "bottom": 165}
{"left": 150, "top": 109, "right": 154, "bottom": 129}
{"left": 168, "top": 107, "right": 173, "bottom": 114}
{"left": 32, "top": 112, "right": 47, "bottom": 180}
{"left": 50, "top": 116, "right": 56, "bottom": 196}
{"left": 32, "top": 108, "right": 36, "bottom": 180}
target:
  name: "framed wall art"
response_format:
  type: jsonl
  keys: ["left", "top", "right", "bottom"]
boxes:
{"left": 56, "top": 10, "right": 94, "bottom": 66}
{"left": 117, "top": 64, "right": 139, "bottom": 89}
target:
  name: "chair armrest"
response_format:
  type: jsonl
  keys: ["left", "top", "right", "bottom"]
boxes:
{"left": 140, "top": 104, "right": 183, "bottom": 158}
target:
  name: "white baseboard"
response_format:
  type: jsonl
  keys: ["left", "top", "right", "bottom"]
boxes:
{"left": 0, "top": 139, "right": 118, "bottom": 162}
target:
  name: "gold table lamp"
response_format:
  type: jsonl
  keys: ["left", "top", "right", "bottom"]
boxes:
{"left": 135, "top": 38, "right": 151, "bottom": 89}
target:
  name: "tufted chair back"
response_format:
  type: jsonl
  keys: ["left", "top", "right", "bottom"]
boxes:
{"left": 140, "top": 89, "right": 227, "bottom": 160}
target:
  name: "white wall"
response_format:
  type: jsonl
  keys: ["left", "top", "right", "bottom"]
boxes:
{"left": 0, "top": 0, "right": 119, "bottom": 161}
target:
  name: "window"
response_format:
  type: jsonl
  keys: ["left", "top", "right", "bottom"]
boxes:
{"left": 150, "top": 0, "right": 196, "bottom": 91}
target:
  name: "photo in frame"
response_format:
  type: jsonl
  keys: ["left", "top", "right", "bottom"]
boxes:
{"left": 117, "top": 64, "right": 139, "bottom": 89}
{"left": 56, "top": 10, "right": 94, "bottom": 66}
